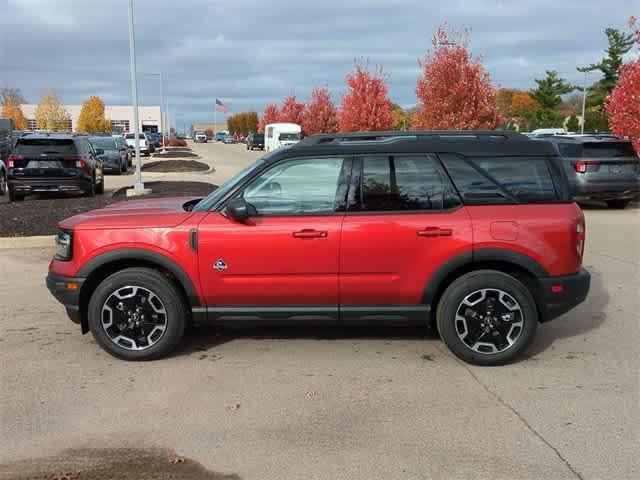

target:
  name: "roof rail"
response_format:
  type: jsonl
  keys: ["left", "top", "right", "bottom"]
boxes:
{"left": 298, "top": 130, "right": 527, "bottom": 146}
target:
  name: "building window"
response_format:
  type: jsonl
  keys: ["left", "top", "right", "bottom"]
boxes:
{"left": 28, "top": 119, "right": 37, "bottom": 130}
{"left": 27, "top": 118, "right": 71, "bottom": 131}
{"left": 110, "top": 120, "right": 130, "bottom": 134}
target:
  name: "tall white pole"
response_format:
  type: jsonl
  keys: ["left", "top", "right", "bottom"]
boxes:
{"left": 160, "top": 71, "right": 166, "bottom": 151}
{"left": 128, "top": 0, "right": 143, "bottom": 192}
{"left": 581, "top": 72, "right": 587, "bottom": 135}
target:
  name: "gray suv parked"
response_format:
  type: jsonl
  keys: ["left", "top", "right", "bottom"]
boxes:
{"left": 540, "top": 135, "right": 639, "bottom": 208}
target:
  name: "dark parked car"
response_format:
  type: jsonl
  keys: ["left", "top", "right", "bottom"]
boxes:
{"left": 148, "top": 132, "right": 162, "bottom": 148}
{"left": 89, "top": 136, "right": 129, "bottom": 174}
{"left": 540, "top": 134, "right": 640, "bottom": 208}
{"left": 246, "top": 133, "right": 264, "bottom": 150}
{"left": 7, "top": 133, "right": 104, "bottom": 201}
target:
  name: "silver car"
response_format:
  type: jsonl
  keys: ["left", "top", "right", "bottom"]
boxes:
{"left": 542, "top": 135, "right": 639, "bottom": 209}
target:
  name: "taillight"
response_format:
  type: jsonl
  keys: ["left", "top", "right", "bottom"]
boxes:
{"left": 6, "top": 154, "right": 24, "bottom": 168}
{"left": 576, "top": 220, "right": 585, "bottom": 258}
{"left": 64, "top": 156, "right": 90, "bottom": 171}
{"left": 572, "top": 159, "right": 600, "bottom": 173}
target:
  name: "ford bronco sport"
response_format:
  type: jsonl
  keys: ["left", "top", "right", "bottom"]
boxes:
{"left": 46, "top": 131, "right": 590, "bottom": 365}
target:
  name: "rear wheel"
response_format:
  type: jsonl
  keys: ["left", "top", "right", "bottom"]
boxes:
{"left": 436, "top": 270, "right": 538, "bottom": 366}
{"left": 0, "top": 171, "right": 7, "bottom": 195}
{"left": 84, "top": 177, "right": 95, "bottom": 197}
{"left": 606, "top": 199, "right": 631, "bottom": 209}
{"left": 95, "top": 174, "right": 104, "bottom": 194}
{"left": 87, "top": 268, "right": 187, "bottom": 361}
{"left": 9, "top": 187, "right": 24, "bottom": 202}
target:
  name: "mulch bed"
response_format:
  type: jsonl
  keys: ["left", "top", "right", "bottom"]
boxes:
{"left": 152, "top": 150, "right": 200, "bottom": 159}
{"left": 0, "top": 181, "right": 217, "bottom": 237}
{"left": 142, "top": 160, "right": 209, "bottom": 173}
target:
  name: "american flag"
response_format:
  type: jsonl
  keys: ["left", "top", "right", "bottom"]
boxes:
{"left": 215, "top": 98, "right": 229, "bottom": 113}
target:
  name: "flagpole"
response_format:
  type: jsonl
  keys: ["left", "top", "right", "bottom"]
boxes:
{"left": 214, "top": 100, "right": 217, "bottom": 135}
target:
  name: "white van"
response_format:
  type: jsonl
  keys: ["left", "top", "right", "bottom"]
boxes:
{"left": 264, "top": 123, "right": 302, "bottom": 152}
{"left": 531, "top": 128, "right": 567, "bottom": 136}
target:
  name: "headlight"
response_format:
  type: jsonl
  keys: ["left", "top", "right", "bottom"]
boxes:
{"left": 55, "top": 230, "right": 73, "bottom": 261}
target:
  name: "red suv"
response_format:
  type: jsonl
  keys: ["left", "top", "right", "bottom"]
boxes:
{"left": 46, "top": 131, "right": 590, "bottom": 365}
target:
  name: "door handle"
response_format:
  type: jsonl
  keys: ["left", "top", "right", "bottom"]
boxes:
{"left": 292, "top": 229, "right": 328, "bottom": 239}
{"left": 417, "top": 227, "right": 452, "bottom": 237}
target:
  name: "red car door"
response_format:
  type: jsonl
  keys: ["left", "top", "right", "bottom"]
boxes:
{"left": 339, "top": 154, "right": 473, "bottom": 320}
{"left": 197, "top": 156, "right": 350, "bottom": 321}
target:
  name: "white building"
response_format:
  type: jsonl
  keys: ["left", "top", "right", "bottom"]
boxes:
{"left": 20, "top": 104, "right": 162, "bottom": 134}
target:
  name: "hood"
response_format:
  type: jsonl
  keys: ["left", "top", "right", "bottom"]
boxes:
{"left": 58, "top": 196, "right": 200, "bottom": 230}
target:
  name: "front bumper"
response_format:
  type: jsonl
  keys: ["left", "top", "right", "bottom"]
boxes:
{"left": 46, "top": 273, "right": 85, "bottom": 326}
{"left": 536, "top": 268, "right": 591, "bottom": 322}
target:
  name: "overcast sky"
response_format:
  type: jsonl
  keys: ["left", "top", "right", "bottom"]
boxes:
{"left": 0, "top": 0, "right": 635, "bottom": 129}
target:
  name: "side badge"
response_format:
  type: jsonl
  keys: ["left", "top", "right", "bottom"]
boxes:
{"left": 214, "top": 259, "right": 228, "bottom": 272}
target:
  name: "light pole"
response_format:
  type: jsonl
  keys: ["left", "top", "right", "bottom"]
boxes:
{"left": 580, "top": 72, "right": 588, "bottom": 135}
{"left": 127, "top": 0, "right": 148, "bottom": 195}
{"left": 145, "top": 72, "right": 167, "bottom": 151}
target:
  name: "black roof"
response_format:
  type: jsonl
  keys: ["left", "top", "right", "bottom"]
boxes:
{"left": 272, "top": 130, "right": 557, "bottom": 160}
{"left": 537, "top": 134, "right": 628, "bottom": 144}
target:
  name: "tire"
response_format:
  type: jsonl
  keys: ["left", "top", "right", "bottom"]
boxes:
{"left": 606, "top": 199, "right": 631, "bottom": 209}
{"left": 84, "top": 177, "right": 95, "bottom": 197}
{"left": 0, "top": 171, "right": 7, "bottom": 195}
{"left": 9, "top": 188, "right": 24, "bottom": 202}
{"left": 95, "top": 175, "right": 104, "bottom": 194}
{"left": 436, "top": 270, "right": 538, "bottom": 366}
{"left": 87, "top": 267, "right": 187, "bottom": 361}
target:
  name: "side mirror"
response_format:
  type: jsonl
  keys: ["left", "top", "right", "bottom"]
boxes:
{"left": 94, "top": 148, "right": 104, "bottom": 155}
{"left": 226, "top": 197, "right": 253, "bottom": 222}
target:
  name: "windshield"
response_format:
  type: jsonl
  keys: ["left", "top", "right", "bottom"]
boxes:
{"left": 89, "top": 137, "right": 117, "bottom": 149}
{"left": 279, "top": 133, "right": 300, "bottom": 141}
{"left": 125, "top": 134, "right": 146, "bottom": 140}
{"left": 193, "top": 155, "right": 274, "bottom": 211}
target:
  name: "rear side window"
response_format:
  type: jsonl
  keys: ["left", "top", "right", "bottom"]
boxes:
{"left": 355, "top": 155, "right": 454, "bottom": 211}
{"left": 441, "top": 154, "right": 557, "bottom": 204}
{"left": 14, "top": 139, "right": 77, "bottom": 155}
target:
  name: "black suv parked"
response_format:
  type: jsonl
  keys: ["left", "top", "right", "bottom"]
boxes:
{"left": 7, "top": 133, "right": 104, "bottom": 201}
{"left": 539, "top": 135, "right": 639, "bottom": 208}
{"left": 246, "top": 132, "right": 265, "bottom": 150}
{"left": 89, "top": 136, "right": 130, "bottom": 174}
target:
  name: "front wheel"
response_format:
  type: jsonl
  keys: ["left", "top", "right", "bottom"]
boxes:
{"left": 436, "top": 270, "right": 538, "bottom": 366}
{"left": 87, "top": 268, "right": 187, "bottom": 360}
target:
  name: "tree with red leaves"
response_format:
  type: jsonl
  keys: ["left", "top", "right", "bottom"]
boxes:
{"left": 258, "top": 103, "right": 279, "bottom": 133}
{"left": 606, "top": 16, "right": 640, "bottom": 151}
{"left": 414, "top": 24, "right": 502, "bottom": 130}
{"left": 302, "top": 87, "right": 338, "bottom": 135}
{"left": 338, "top": 63, "right": 395, "bottom": 132}
{"left": 278, "top": 95, "right": 305, "bottom": 126}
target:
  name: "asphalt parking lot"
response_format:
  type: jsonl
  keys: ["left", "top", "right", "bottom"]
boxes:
{"left": 0, "top": 141, "right": 638, "bottom": 479}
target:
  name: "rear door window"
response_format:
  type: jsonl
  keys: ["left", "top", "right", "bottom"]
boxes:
{"left": 355, "top": 155, "right": 455, "bottom": 211}
{"left": 440, "top": 154, "right": 557, "bottom": 204}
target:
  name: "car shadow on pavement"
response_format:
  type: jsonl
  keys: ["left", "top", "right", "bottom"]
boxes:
{"left": 174, "top": 324, "right": 438, "bottom": 358}
{"left": 174, "top": 267, "right": 608, "bottom": 362}
{"left": 525, "top": 265, "right": 609, "bottom": 359}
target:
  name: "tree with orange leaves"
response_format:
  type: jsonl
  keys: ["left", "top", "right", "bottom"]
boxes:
{"left": 302, "top": 87, "right": 338, "bottom": 135}
{"left": 414, "top": 23, "right": 502, "bottom": 130}
{"left": 1, "top": 100, "right": 28, "bottom": 130}
{"left": 258, "top": 104, "right": 279, "bottom": 133}
{"left": 338, "top": 62, "right": 395, "bottom": 132}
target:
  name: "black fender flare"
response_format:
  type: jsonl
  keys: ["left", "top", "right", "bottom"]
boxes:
{"left": 77, "top": 248, "right": 201, "bottom": 307}
{"left": 421, "top": 248, "right": 548, "bottom": 306}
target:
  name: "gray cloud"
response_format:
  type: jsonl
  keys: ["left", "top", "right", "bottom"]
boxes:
{"left": 0, "top": 0, "right": 635, "bottom": 129}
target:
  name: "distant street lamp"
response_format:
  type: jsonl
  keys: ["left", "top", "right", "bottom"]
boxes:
{"left": 580, "top": 72, "right": 589, "bottom": 135}
{"left": 145, "top": 72, "right": 167, "bottom": 151}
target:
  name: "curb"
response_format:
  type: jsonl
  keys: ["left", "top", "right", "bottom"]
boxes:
{"left": 0, "top": 235, "right": 54, "bottom": 249}
{"left": 141, "top": 165, "right": 216, "bottom": 175}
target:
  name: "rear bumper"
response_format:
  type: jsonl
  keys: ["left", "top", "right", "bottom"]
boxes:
{"left": 9, "top": 177, "right": 90, "bottom": 193}
{"left": 46, "top": 273, "right": 85, "bottom": 326}
{"left": 535, "top": 268, "right": 591, "bottom": 322}
{"left": 571, "top": 180, "right": 640, "bottom": 201}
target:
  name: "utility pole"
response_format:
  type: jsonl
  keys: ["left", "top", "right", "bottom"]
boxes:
{"left": 581, "top": 72, "right": 588, "bottom": 135}
{"left": 127, "top": 0, "right": 149, "bottom": 195}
